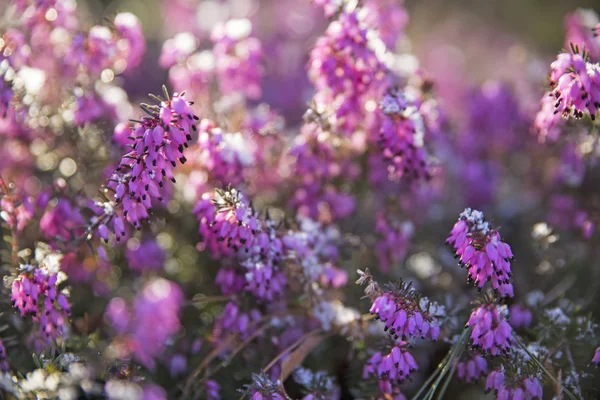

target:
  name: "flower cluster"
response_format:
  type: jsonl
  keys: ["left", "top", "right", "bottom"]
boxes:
{"left": 362, "top": 345, "right": 416, "bottom": 398}
{"left": 11, "top": 249, "right": 70, "bottom": 344}
{"left": 369, "top": 282, "right": 441, "bottom": 341}
{"left": 100, "top": 90, "right": 198, "bottom": 237}
{"left": 486, "top": 369, "right": 543, "bottom": 400}
{"left": 376, "top": 88, "right": 430, "bottom": 183}
{"left": 447, "top": 208, "right": 514, "bottom": 297}
{"left": 466, "top": 303, "right": 513, "bottom": 356}
{"left": 105, "top": 278, "right": 183, "bottom": 369}
{"left": 456, "top": 353, "right": 488, "bottom": 383}
{"left": 308, "top": 10, "right": 386, "bottom": 134}
{"left": 548, "top": 50, "right": 600, "bottom": 120}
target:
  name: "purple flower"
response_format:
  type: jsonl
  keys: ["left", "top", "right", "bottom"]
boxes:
{"left": 212, "top": 302, "right": 261, "bottom": 341}
{"left": 466, "top": 303, "right": 513, "bottom": 356}
{"left": 362, "top": 344, "right": 415, "bottom": 398}
{"left": 113, "top": 13, "right": 146, "bottom": 72}
{"left": 456, "top": 353, "right": 487, "bottom": 383}
{"left": 105, "top": 278, "right": 183, "bottom": 369}
{"left": 100, "top": 90, "right": 198, "bottom": 239}
{"left": 447, "top": 208, "right": 514, "bottom": 297}
{"left": 548, "top": 50, "right": 600, "bottom": 121}
{"left": 591, "top": 346, "right": 600, "bottom": 366}
{"left": 308, "top": 10, "right": 386, "bottom": 135}
{"left": 194, "top": 187, "right": 261, "bottom": 257}
{"left": 362, "top": 0, "right": 409, "bottom": 49}
{"left": 376, "top": 88, "right": 430, "bottom": 183}
{"left": 509, "top": 305, "right": 533, "bottom": 329}
{"left": 375, "top": 213, "right": 414, "bottom": 272}
{"left": 126, "top": 238, "right": 165, "bottom": 273}
{"left": 211, "top": 19, "right": 263, "bottom": 99}
{"left": 565, "top": 9, "right": 600, "bottom": 62}
{"left": 11, "top": 256, "right": 71, "bottom": 345}
{"left": 245, "top": 371, "right": 286, "bottom": 400}
{"left": 369, "top": 287, "right": 441, "bottom": 341}
{"left": 485, "top": 369, "right": 543, "bottom": 400}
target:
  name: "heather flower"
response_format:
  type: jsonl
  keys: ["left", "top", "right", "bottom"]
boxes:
{"left": 362, "top": 0, "right": 409, "bottom": 49}
{"left": 39, "top": 198, "right": 85, "bottom": 243}
{"left": 369, "top": 282, "right": 441, "bottom": 341}
{"left": 102, "top": 89, "right": 198, "bottom": 235}
{"left": 204, "top": 379, "right": 221, "bottom": 400}
{"left": 547, "top": 50, "right": 600, "bottom": 121}
{"left": 211, "top": 19, "right": 263, "bottom": 99}
{"left": 113, "top": 13, "right": 146, "bottom": 72}
{"left": 294, "top": 368, "right": 340, "bottom": 400}
{"left": 485, "top": 369, "right": 543, "bottom": 400}
{"left": 447, "top": 208, "right": 514, "bottom": 297}
{"left": 456, "top": 353, "right": 487, "bottom": 383}
{"left": 547, "top": 194, "right": 594, "bottom": 239}
{"left": 308, "top": 10, "right": 386, "bottom": 134}
{"left": 242, "top": 371, "right": 286, "bottom": 400}
{"left": 466, "top": 303, "right": 513, "bottom": 356}
{"left": 194, "top": 187, "right": 261, "bottom": 257}
{"left": 565, "top": 9, "right": 600, "bottom": 62}
{"left": 215, "top": 266, "right": 246, "bottom": 295}
{"left": 283, "top": 217, "right": 341, "bottom": 284}
{"left": 534, "top": 91, "right": 564, "bottom": 142}
{"left": 286, "top": 123, "right": 358, "bottom": 223}
{"left": 196, "top": 119, "right": 255, "bottom": 187}
{"left": 509, "top": 305, "right": 533, "bottom": 329}
{"left": 105, "top": 278, "right": 183, "bottom": 369}
{"left": 591, "top": 346, "right": 600, "bottom": 366}
{"left": 125, "top": 238, "right": 165, "bottom": 273}
{"left": 376, "top": 88, "right": 430, "bottom": 183}
{"left": 375, "top": 213, "right": 414, "bottom": 272}
{"left": 362, "top": 344, "right": 417, "bottom": 394}
{"left": 159, "top": 32, "right": 199, "bottom": 69}
{"left": 11, "top": 249, "right": 71, "bottom": 344}
{"left": 212, "top": 302, "right": 262, "bottom": 341}
{"left": 312, "top": 0, "right": 344, "bottom": 18}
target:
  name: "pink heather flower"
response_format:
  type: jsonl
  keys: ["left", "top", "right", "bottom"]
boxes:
{"left": 159, "top": 32, "right": 199, "bottom": 69}
{"left": 547, "top": 194, "right": 594, "bottom": 239}
{"left": 565, "top": 9, "right": 600, "bottom": 62}
{"left": 126, "top": 239, "right": 165, "bottom": 273}
{"left": 447, "top": 208, "right": 514, "bottom": 297}
{"left": 375, "top": 213, "right": 414, "bottom": 272}
{"left": 377, "top": 88, "right": 430, "bottom": 183}
{"left": 40, "top": 198, "right": 85, "bottom": 243}
{"left": 311, "top": 0, "right": 343, "bottom": 18}
{"left": 243, "top": 372, "right": 286, "bottom": 400}
{"left": 456, "top": 353, "right": 487, "bottom": 383}
{"left": 205, "top": 379, "right": 221, "bottom": 400}
{"left": 283, "top": 217, "right": 341, "bottom": 285}
{"left": 287, "top": 123, "right": 358, "bottom": 223}
{"left": 534, "top": 91, "right": 564, "bottom": 142}
{"left": 212, "top": 301, "right": 261, "bottom": 341}
{"left": 113, "top": 13, "right": 146, "bottom": 72}
{"left": 591, "top": 346, "right": 600, "bottom": 366}
{"left": 12, "top": 258, "right": 71, "bottom": 344}
{"left": 194, "top": 188, "right": 261, "bottom": 258}
{"left": 215, "top": 266, "right": 246, "bottom": 295}
{"left": 211, "top": 19, "right": 263, "bottom": 99}
{"left": 548, "top": 51, "right": 600, "bottom": 121}
{"left": 362, "top": 345, "right": 417, "bottom": 395}
{"left": 466, "top": 304, "right": 513, "bottom": 356}
{"left": 240, "top": 222, "right": 287, "bottom": 301}
{"left": 509, "top": 305, "right": 533, "bottom": 329}
{"left": 369, "top": 285, "right": 441, "bottom": 341}
{"left": 105, "top": 278, "right": 183, "bottom": 369}
{"left": 196, "top": 119, "right": 254, "bottom": 187}
{"left": 485, "top": 369, "right": 543, "bottom": 400}
{"left": 363, "top": 0, "right": 409, "bottom": 49}
{"left": 308, "top": 10, "right": 386, "bottom": 135}
{"left": 102, "top": 91, "right": 198, "bottom": 236}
